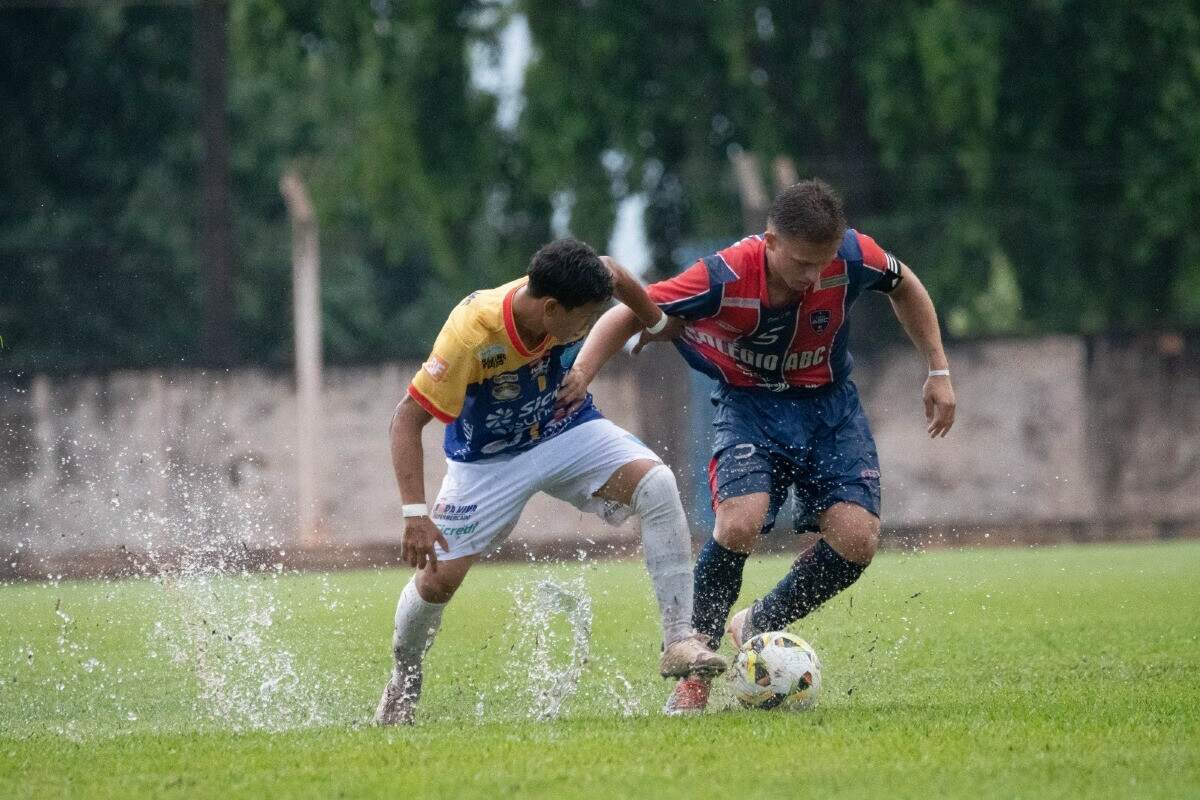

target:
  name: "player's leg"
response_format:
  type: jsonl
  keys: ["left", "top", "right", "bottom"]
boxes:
{"left": 374, "top": 554, "right": 477, "bottom": 725}
{"left": 745, "top": 501, "right": 877, "bottom": 634}
{"left": 666, "top": 451, "right": 790, "bottom": 715}
{"left": 538, "top": 418, "right": 723, "bottom": 677}
{"left": 736, "top": 382, "right": 882, "bottom": 635}
{"left": 375, "top": 458, "right": 531, "bottom": 725}
{"left": 693, "top": 444, "right": 795, "bottom": 648}
{"left": 591, "top": 457, "right": 726, "bottom": 677}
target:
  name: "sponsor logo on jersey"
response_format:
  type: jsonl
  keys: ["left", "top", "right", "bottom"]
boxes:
{"left": 440, "top": 521, "right": 479, "bottom": 537}
{"left": 490, "top": 372, "right": 521, "bottom": 401}
{"left": 478, "top": 344, "right": 507, "bottom": 369}
{"left": 529, "top": 356, "right": 550, "bottom": 378}
{"left": 782, "top": 347, "right": 827, "bottom": 371}
{"left": 484, "top": 405, "right": 516, "bottom": 431}
{"left": 809, "top": 309, "right": 831, "bottom": 334}
{"left": 687, "top": 329, "right": 781, "bottom": 370}
{"left": 819, "top": 274, "right": 849, "bottom": 289}
{"left": 731, "top": 443, "right": 757, "bottom": 460}
{"left": 422, "top": 355, "right": 450, "bottom": 382}
{"left": 860, "top": 468, "right": 881, "bottom": 480}
{"left": 433, "top": 502, "right": 477, "bottom": 522}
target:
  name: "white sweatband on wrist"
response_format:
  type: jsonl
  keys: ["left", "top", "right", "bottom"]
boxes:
{"left": 646, "top": 312, "right": 669, "bottom": 335}
{"left": 402, "top": 503, "right": 429, "bottom": 518}
{"left": 928, "top": 369, "right": 950, "bottom": 378}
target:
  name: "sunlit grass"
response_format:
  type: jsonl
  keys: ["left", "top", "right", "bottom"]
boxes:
{"left": 2, "top": 541, "right": 1198, "bottom": 798}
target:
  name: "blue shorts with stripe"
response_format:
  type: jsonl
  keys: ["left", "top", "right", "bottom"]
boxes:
{"left": 706, "top": 380, "right": 881, "bottom": 534}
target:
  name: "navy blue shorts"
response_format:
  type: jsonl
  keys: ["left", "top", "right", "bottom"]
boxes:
{"left": 707, "top": 380, "right": 881, "bottom": 534}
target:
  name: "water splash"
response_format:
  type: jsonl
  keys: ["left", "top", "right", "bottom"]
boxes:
{"left": 507, "top": 575, "right": 593, "bottom": 719}
{"left": 1, "top": 433, "right": 351, "bottom": 738}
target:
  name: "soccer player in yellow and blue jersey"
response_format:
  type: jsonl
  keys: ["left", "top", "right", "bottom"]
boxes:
{"left": 374, "top": 239, "right": 726, "bottom": 725}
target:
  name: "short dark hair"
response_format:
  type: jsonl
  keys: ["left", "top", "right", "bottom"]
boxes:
{"left": 767, "top": 179, "right": 847, "bottom": 243}
{"left": 526, "top": 238, "right": 614, "bottom": 309}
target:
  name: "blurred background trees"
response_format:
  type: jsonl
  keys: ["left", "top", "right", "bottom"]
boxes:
{"left": 2, "top": 0, "right": 1198, "bottom": 371}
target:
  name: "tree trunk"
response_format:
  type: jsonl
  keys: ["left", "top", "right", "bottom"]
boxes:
{"left": 196, "top": 0, "right": 235, "bottom": 366}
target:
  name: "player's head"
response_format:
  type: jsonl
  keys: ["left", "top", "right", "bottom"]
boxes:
{"left": 527, "top": 238, "right": 614, "bottom": 341}
{"left": 764, "top": 179, "right": 847, "bottom": 293}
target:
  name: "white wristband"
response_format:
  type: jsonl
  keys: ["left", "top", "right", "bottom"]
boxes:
{"left": 402, "top": 503, "right": 429, "bottom": 518}
{"left": 928, "top": 369, "right": 950, "bottom": 378}
{"left": 646, "top": 312, "right": 669, "bottom": 335}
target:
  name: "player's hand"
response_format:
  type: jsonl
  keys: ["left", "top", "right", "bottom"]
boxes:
{"left": 554, "top": 367, "right": 591, "bottom": 416}
{"left": 402, "top": 516, "right": 448, "bottom": 572}
{"left": 631, "top": 316, "right": 685, "bottom": 354}
{"left": 923, "top": 375, "right": 956, "bottom": 438}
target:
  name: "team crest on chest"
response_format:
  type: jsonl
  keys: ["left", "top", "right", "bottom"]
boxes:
{"left": 809, "top": 309, "right": 832, "bottom": 334}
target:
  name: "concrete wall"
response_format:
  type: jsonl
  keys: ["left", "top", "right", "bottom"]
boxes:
{"left": 2, "top": 332, "right": 1198, "bottom": 575}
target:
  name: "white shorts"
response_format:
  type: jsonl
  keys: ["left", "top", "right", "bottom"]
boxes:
{"left": 430, "top": 418, "right": 660, "bottom": 560}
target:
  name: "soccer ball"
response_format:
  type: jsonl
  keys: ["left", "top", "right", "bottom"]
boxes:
{"left": 731, "top": 631, "right": 822, "bottom": 710}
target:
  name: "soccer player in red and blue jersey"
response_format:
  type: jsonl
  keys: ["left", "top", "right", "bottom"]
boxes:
{"left": 559, "top": 180, "right": 957, "bottom": 712}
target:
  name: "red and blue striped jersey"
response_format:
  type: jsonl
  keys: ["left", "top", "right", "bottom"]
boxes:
{"left": 646, "top": 229, "right": 902, "bottom": 391}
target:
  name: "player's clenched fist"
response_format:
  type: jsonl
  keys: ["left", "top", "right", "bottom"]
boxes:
{"left": 402, "top": 516, "right": 449, "bottom": 572}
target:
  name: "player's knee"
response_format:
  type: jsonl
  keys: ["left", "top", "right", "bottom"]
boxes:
{"left": 415, "top": 568, "right": 461, "bottom": 604}
{"left": 714, "top": 516, "right": 760, "bottom": 553}
{"left": 631, "top": 464, "right": 681, "bottom": 519}
{"left": 824, "top": 507, "right": 880, "bottom": 565}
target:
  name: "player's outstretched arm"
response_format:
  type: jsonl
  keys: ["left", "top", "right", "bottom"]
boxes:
{"left": 600, "top": 256, "right": 666, "bottom": 331}
{"left": 555, "top": 304, "right": 645, "bottom": 413}
{"left": 390, "top": 396, "right": 449, "bottom": 570}
{"left": 887, "top": 264, "right": 957, "bottom": 438}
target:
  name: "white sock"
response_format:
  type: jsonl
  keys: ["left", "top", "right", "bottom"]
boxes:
{"left": 632, "top": 464, "right": 695, "bottom": 645}
{"left": 391, "top": 576, "right": 446, "bottom": 675}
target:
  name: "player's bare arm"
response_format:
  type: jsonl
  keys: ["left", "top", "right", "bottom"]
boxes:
{"left": 390, "top": 396, "right": 449, "bottom": 570}
{"left": 887, "top": 263, "right": 956, "bottom": 438}
{"left": 600, "top": 256, "right": 664, "bottom": 331}
{"left": 556, "top": 259, "right": 681, "bottom": 412}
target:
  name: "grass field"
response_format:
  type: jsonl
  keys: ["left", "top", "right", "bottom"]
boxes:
{"left": 2, "top": 540, "right": 1198, "bottom": 798}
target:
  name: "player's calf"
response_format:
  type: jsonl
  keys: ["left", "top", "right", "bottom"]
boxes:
{"left": 374, "top": 575, "right": 449, "bottom": 726}
{"left": 744, "top": 510, "right": 878, "bottom": 633}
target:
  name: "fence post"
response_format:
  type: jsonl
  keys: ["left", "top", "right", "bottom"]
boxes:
{"left": 280, "top": 168, "right": 323, "bottom": 545}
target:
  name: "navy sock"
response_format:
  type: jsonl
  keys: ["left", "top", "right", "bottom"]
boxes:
{"left": 692, "top": 538, "right": 749, "bottom": 647}
{"left": 752, "top": 539, "right": 865, "bottom": 631}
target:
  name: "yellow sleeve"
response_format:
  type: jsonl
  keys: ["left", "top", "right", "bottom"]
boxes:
{"left": 408, "top": 313, "right": 480, "bottom": 423}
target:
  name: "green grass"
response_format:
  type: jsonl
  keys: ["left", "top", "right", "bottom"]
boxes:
{"left": 2, "top": 541, "right": 1198, "bottom": 798}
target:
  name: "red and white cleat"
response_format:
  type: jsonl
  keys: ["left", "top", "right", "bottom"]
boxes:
{"left": 663, "top": 674, "right": 712, "bottom": 716}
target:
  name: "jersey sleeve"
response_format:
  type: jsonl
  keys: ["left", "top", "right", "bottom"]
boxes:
{"left": 407, "top": 313, "right": 481, "bottom": 423}
{"left": 647, "top": 253, "right": 737, "bottom": 320}
{"left": 853, "top": 233, "right": 904, "bottom": 293}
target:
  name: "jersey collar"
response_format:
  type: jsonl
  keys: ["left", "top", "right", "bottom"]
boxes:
{"left": 503, "top": 283, "right": 550, "bottom": 357}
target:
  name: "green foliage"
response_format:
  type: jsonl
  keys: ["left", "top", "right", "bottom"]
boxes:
{"left": 2, "top": 543, "right": 1199, "bottom": 796}
{"left": 1, "top": 2, "right": 1198, "bottom": 370}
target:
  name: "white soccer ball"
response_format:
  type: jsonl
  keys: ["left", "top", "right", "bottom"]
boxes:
{"left": 731, "top": 631, "right": 822, "bottom": 710}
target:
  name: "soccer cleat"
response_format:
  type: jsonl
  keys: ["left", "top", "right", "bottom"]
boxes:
{"left": 659, "top": 633, "right": 728, "bottom": 678}
{"left": 373, "top": 665, "right": 422, "bottom": 726}
{"left": 663, "top": 674, "right": 712, "bottom": 715}
{"left": 725, "top": 605, "right": 762, "bottom": 651}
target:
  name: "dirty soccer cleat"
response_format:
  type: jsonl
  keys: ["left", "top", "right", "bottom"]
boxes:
{"left": 659, "top": 633, "right": 728, "bottom": 678}
{"left": 725, "top": 605, "right": 763, "bottom": 651}
{"left": 663, "top": 674, "right": 712, "bottom": 715}
{"left": 373, "top": 665, "right": 422, "bottom": 726}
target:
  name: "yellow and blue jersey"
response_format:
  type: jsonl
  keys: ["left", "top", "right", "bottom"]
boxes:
{"left": 408, "top": 278, "right": 600, "bottom": 462}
